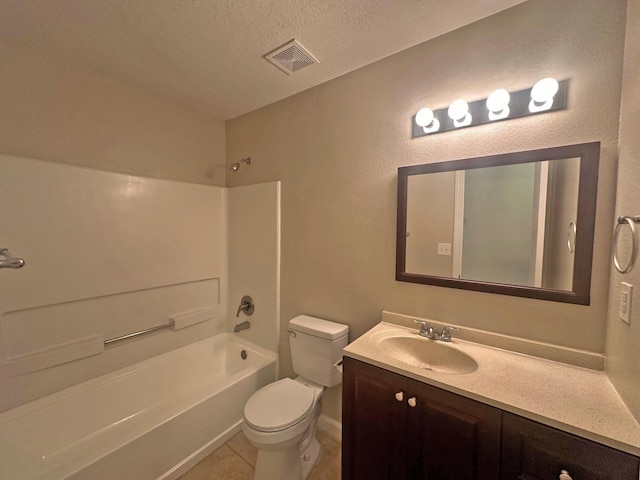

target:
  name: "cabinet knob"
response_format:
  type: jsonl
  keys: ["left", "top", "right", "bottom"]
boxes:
{"left": 408, "top": 397, "right": 417, "bottom": 407}
{"left": 559, "top": 470, "right": 573, "bottom": 480}
{"left": 395, "top": 391, "right": 404, "bottom": 402}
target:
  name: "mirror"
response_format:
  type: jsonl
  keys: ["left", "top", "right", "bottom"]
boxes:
{"left": 396, "top": 142, "right": 600, "bottom": 304}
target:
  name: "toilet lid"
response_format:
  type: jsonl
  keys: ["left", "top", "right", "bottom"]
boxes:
{"left": 244, "top": 378, "right": 316, "bottom": 432}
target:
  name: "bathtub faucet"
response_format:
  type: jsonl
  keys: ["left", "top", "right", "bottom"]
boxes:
{"left": 233, "top": 320, "right": 251, "bottom": 333}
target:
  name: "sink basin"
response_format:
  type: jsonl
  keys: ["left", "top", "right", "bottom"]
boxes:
{"left": 374, "top": 333, "right": 478, "bottom": 374}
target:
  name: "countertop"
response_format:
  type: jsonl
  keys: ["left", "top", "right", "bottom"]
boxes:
{"left": 343, "top": 320, "right": 640, "bottom": 456}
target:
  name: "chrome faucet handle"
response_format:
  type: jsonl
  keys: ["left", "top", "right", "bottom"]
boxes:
{"left": 236, "top": 295, "right": 255, "bottom": 317}
{"left": 440, "top": 326, "right": 458, "bottom": 342}
{"left": 412, "top": 319, "right": 429, "bottom": 335}
{"left": 236, "top": 302, "right": 248, "bottom": 317}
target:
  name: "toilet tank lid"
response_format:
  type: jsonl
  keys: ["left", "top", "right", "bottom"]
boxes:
{"left": 289, "top": 315, "right": 349, "bottom": 340}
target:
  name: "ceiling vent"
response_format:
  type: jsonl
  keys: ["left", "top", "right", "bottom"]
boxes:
{"left": 264, "top": 39, "right": 318, "bottom": 75}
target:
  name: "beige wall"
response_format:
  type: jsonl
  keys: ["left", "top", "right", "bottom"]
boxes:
{"left": 226, "top": 0, "right": 626, "bottom": 421}
{"left": 606, "top": 0, "right": 640, "bottom": 421}
{"left": 0, "top": 41, "right": 226, "bottom": 185}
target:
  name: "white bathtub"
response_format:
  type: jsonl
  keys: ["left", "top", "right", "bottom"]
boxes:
{"left": 0, "top": 333, "right": 277, "bottom": 480}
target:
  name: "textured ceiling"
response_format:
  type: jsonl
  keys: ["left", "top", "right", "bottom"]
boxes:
{"left": 0, "top": 0, "right": 525, "bottom": 119}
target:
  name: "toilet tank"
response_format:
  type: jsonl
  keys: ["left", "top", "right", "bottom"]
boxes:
{"left": 289, "top": 315, "right": 349, "bottom": 387}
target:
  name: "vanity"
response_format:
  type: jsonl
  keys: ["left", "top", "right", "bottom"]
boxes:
{"left": 342, "top": 315, "right": 640, "bottom": 480}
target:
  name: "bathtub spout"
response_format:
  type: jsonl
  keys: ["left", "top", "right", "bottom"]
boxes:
{"left": 234, "top": 321, "right": 251, "bottom": 333}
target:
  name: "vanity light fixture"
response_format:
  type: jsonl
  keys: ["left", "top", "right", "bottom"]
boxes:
{"left": 486, "top": 88, "right": 511, "bottom": 120}
{"left": 412, "top": 78, "right": 568, "bottom": 138}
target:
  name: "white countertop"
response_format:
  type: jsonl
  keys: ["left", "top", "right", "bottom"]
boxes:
{"left": 343, "top": 321, "right": 640, "bottom": 456}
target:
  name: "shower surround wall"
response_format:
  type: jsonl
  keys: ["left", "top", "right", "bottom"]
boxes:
{"left": 227, "top": 182, "right": 281, "bottom": 353}
{"left": 0, "top": 155, "right": 229, "bottom": 412}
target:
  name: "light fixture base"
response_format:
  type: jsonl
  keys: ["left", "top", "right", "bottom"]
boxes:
{"left": 412, "top": 79, "right": 569, "bottom": 138}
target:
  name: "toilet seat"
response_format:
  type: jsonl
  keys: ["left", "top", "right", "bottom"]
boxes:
{"left": 244, "top": 378, "right": 317, "bottom": 432}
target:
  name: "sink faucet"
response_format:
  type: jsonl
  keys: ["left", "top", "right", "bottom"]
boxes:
{"left": 412, "top": 319, "right": 458, "bottom": 342}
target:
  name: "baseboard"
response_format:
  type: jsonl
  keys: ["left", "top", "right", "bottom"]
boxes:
{"left": 317, "top": 414, "right": 342, "bottom": 442}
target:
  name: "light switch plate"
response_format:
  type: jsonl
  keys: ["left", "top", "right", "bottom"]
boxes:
{"left": 619, "top": 282, "right": 632, "bottom": 324}
{"left": 437, "top": 243, "right": 452, "bottom": 256}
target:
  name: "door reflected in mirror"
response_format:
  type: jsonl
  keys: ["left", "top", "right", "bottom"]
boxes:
{"left": 396, "top": 143, "right": 600, "bottom": 304}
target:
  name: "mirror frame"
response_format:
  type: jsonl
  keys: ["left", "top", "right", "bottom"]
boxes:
{"left": 396, "top": 142, "right": 600, "bottom": 305}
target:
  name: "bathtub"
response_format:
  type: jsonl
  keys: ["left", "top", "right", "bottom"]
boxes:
{"left": 0, "top": 333, "right": 277, "bottom": 480}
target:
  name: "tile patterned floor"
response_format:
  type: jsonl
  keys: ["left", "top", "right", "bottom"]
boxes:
{"left": 178, "top": 429, "right": 341, "bottom": 480}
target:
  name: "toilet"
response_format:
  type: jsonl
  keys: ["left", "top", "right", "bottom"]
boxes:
{"left": 242, "top": 315, "right": 349, "bottom": 480}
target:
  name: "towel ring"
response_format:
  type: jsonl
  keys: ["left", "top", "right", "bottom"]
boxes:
{"left": 613, "top": 215, "right": 640, "bottom": 274}
{"left": 567, "top": 221, "right": 577, "bottom": 254}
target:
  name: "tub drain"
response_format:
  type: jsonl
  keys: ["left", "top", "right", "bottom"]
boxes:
{"left": 240, "top": 349, "right": 248, "bottom": 360}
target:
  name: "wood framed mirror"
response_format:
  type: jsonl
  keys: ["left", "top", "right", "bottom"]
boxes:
{"left": 396, "top": 142, "right": 600, "bottom": 305}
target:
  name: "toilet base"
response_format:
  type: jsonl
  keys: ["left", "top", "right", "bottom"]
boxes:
{"left": 253, "top": 434, "right": 320, "bottom": 480}
{"left": 300, "top": 436, "right": 321, "bottom": 479}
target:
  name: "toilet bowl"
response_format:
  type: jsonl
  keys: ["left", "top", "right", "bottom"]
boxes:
{"left": 242, "top": 378, "right": 324, "bottom": 480}
{"left": 241, "top": 315, "right": 349, "bottom": 480}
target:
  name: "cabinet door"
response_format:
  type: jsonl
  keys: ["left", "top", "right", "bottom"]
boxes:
{"left": 501, "top": 413, "right": 640, "bottom": 480}
{"left": 342, "top": 358, "right": 408, "bottom": 480}
{"left": 407, "top": 378, "right": 502, "bottom": 480}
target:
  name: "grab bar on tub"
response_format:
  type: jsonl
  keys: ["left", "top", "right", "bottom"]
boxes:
{"left": 0, "top": 248, "right": 25, "bottom": 269}
{"left": 104, "top": 321, "right": 175, "bottom": 346}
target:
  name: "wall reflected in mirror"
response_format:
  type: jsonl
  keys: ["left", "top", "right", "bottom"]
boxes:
{"left": 406, "top": 157, "right": 580, "bottom": 289}
{"left": 396, "top": 143, "right": 600, "bottom": 304}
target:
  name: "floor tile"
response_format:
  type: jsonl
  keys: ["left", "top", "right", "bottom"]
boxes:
{"left": 227, "top": 431, "right": 258, "bottom": 467}
{"left": 178, "top": 429, "right": 341, "bottom": 480}
{"left": 178, "top": 445, "right": 254, "bottom": 480}
{"left": 309, "top": 430, "right": 341, "bottom": 480}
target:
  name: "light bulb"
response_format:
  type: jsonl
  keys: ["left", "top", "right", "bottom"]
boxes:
{"left": 486, "top": 89, "right": 510, "bottom": 120}
{"left": 415, "top": 107, "right": 440, "bottom": 133}
{"left": 529, "top": 78, "right": 559, "bottom": 112}
{"left": 415, "top": 108, "right": 434, "bottom": 127}
{"left": 531, "top": 78, "right": 559, "bottom": 102}
{"left": 448, "top": 99, "right": 468, "bottom": 120}
{"left": 448, "top": 99, "right": 471, "bottom": 127}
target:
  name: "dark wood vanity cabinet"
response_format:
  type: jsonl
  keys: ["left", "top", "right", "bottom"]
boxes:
{"left": 342, "top": 357, "right": 501, "bottom": 480}
{"left": 343, "top": 357, "right": 640, "bottom": 480}
{"left": 501, "top": 413, "right": 640, "bottom": 480}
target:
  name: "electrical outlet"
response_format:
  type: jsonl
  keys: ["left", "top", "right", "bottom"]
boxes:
{"left": 437, "top": 243, "right": 452, "bottom": 256}
{"left": 619, "top": 282, "right": 632, "bottom": 324}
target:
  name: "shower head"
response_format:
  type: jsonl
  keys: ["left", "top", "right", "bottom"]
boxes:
{"left": 228, "top": 157, "right": 251, "bottom": 173}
